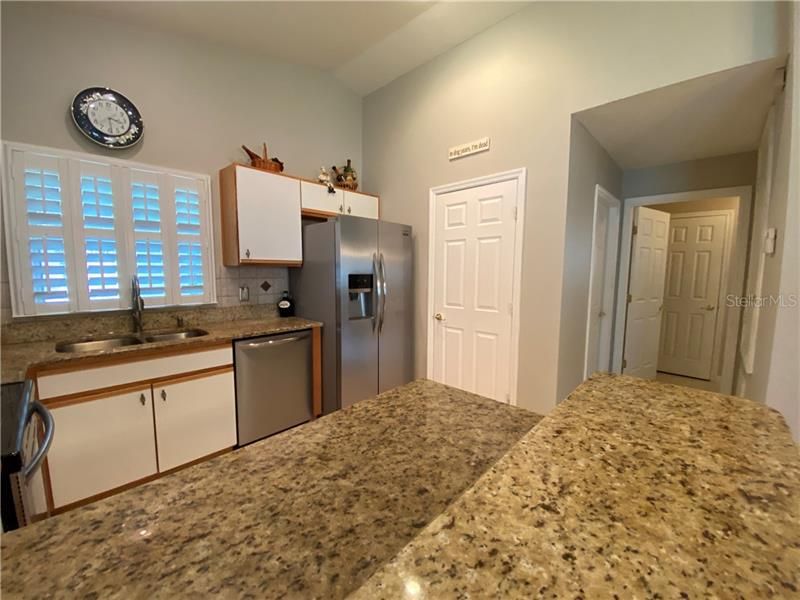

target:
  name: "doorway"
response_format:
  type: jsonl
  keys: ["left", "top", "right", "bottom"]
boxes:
{"left": 426, "top": 169, "right": 526, "bottom": 404}
{"left": 584, "top": 185, "right": 621, "bottom": 378}
{"left": 613, "top": 187, "right": 752, "bottom": 394}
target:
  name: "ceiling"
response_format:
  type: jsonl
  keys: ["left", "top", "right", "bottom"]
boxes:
{"left": 576, "top": 57, "right": 786, "bottom": 170}
{"left": 60, "top": 1, "right": 529, "bottom": 96}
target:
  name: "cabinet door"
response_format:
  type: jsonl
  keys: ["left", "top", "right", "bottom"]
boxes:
{"left": 235, "top": 166, "right": 302, "bottom": 263}
{"left": 301, "top": 180, "right": 342, "bottom": 215}
{"left": 345, "top": 191, "right": 380, "bottom": 220}
{"left": 47, "top": 388, "right": 157, "bottom": 508}
{"left": 153, "top": 370, "right": 237, "bottom": 472}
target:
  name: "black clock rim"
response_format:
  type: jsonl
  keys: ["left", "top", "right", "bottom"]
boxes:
{"left": 71, "top": 86, "right": 144, "bottom": 149}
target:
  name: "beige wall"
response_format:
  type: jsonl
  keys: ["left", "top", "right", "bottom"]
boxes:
{"left": 622, "top": 152, "right": 758, "bottom": 199}
{"left": 556, "top": 118, "right": 622, "bottom": 400}
{"left": 1, "top": 2, "right": 362, "bottom": 321}
{"left": 363, "top": 1, "right": 784, "bottom": 414}
{"left": 740, "top": 2, "right": 798, "bottom": 439}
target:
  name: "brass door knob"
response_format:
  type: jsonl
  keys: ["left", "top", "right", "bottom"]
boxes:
{"left": 434, "top": 313, "right": 444, "bottom": 321}
{"left": 703, "top": 305, "right": 716, "bottom": 311}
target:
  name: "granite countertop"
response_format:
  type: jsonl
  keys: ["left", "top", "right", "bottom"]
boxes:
{"left": 352, "top": 373, "right": 800, "bottom": 598}
{"left": 0, "top": 317, "right": 321, "bottom": 384}
{"left": 0, "top": 380, "right": 542, "bottom": 598}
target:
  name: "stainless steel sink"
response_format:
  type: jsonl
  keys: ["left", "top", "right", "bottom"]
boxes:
{"left": 55, "top": 335, "right": 144, "bottom": 353}
{"left": 143, "top": 328, "right": 208, "bottom": 343}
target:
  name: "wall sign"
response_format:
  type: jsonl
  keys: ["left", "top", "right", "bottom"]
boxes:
{"left": 448, "top": 137, "right": 490, "bottom": 161}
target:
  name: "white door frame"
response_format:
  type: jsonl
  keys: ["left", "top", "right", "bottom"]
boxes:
{"left": 612, "top": 186, "right": 752, "bottom": 394}
{"left": 584, "top": 184, "right": 621, "bottom": 379}
{"left": 426, "top": 168, "right": 527, "bottom": 404}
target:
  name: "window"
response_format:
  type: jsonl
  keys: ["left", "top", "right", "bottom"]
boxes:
{"left": 4, "top": 144, "right": 215, "bottom": 317}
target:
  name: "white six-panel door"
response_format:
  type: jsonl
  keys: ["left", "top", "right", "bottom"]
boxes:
{"left": 658, "top": 214, "right": 727, "bottom": 379}
{"left": 623, "top": 206, "right": 670, "bottom": 379}
{"left": 431, "top": 179, "right": 517, "bottom": 402}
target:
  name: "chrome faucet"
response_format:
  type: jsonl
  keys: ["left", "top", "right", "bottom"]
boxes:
{"left": 131, "top": 276, "right": 145, "bottom": 336}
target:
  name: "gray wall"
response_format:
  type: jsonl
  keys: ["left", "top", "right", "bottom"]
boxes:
{"left": 363, "top": 1, "right": 784, "bottom": 414}
{"left": 739, "top": 5, "right": 798, "bottom": 439}
{"left": 556, "top": 118, "right": 622, "bottom": 400}
{"left": 1, "top": 2, "right": 362, "bottom": 320}
{"left": 622, "top": 152, "right": 758, "bottom": 198}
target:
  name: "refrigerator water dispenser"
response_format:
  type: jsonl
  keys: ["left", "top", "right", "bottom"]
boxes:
{"left": 347, "top": 273, "right": 374, "bottom": 320}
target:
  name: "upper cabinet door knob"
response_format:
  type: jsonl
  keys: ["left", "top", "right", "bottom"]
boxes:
{"left": 245, "top": 249, "right": 251, "bottom": 259}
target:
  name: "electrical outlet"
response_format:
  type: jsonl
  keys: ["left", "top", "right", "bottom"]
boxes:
{"left": 239, "top": 285, "right": 250, "bottom": 302}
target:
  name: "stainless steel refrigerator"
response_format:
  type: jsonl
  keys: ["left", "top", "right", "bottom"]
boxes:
{"left": 290, "top": 216, "right": 413, "bottom": 414}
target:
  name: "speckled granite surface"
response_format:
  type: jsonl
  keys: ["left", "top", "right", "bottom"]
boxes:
{"left": 0, "top": 380, "right": 541, "bottom": 598}
{"left": 0, "top": 317, "right": 320, "bottom": 384}
{"left": 351, "top": 373, "right": 800, "bottom": 599}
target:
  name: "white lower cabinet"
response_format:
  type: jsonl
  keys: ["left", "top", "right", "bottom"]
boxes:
{"left": 48, "top": 387, "right": 158, "bottom": 508}
{"left": 41, "top": 355, "right": 237, "bottom": 510}
{"left": 153, "top": 370, "right": 237, "bottom": 472}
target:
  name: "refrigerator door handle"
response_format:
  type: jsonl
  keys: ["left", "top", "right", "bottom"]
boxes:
{"left": 378, "top": 253, "right": 388, "bottom": 333}
{"left": 373, "top": 252, "right": 382, "bottom": 332}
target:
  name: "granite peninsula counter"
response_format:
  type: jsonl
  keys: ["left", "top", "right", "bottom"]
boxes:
{"left": 2, "top": 375, "right": 797, "bottom": 599}
{"left": 0, "top": 380, "right": 541, "bottom": 599}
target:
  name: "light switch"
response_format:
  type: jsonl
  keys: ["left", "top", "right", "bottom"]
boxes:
{"left": 764, "top": 227, "right": 777, "bottom": 256}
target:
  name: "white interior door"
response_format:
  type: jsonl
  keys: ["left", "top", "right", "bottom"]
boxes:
{"left": 658, "top": 214, "right": 727, "bottom": 379}
{"left": 431, "top": 179, "right": 518, "bottom": 402}
{"left": 585, "top": 187, "right": 620, "bottom": 378}
{"left": 623, "top": 206, "right": 670, "bottom": 379}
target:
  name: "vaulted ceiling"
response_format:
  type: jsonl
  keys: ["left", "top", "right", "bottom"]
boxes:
{"left": 60, "top": 1, "right": 529, "bottom": 96}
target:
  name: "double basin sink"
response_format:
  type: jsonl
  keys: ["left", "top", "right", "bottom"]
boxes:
{"left": 54, "top": 328, "right": 209, "bottom": 353}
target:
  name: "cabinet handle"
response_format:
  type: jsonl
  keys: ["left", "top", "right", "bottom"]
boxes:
{"left": 161, "top": 389, "right": 167, "bottom": 402}
{"left": 347, "top": 206, "right": 352, "bottom": 214}
{"left": 245, "top": 249, "right": 251, "bottom": 259}
{"left": 339, "top": 205, "right": 344, "bottom": 213}
{"left": 139, "top": 393, "right": 146, "bottom": 406}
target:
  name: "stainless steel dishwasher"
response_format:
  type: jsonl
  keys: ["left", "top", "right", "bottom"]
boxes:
{"left": 234, "top": 330, "right": 313, "bottom": 445}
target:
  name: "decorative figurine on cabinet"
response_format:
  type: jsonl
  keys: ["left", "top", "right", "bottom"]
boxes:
{"left": 318, "top": 167, "right": 335, "bottom": 193}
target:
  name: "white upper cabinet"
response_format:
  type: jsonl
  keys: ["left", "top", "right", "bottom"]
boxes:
{"left": 300, "top": 180, "right": 342, "bottom": 215}
{"left": 219, "top": 164, "right": 302, "bottom": 266}
{"left": 344, "top": 191, "right": 379, "bottom": 220}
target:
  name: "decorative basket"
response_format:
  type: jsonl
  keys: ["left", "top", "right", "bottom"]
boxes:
{"left": 242, "top": 143, "right": 284, "bottom": 173}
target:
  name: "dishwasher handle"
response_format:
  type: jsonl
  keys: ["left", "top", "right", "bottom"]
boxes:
{"left": 243, "top": 336, "right": 303, "bottom": 350}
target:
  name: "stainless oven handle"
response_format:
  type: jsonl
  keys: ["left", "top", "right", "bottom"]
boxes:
{"left": 244, "top": 336, "right": 302, "bottom": 350}
{"left": 22, "top": 399, "right": 54, "bottom": 482}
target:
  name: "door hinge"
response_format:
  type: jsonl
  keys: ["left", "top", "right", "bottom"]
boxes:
{"left": 622, "top": 358, "right": 627, "bottom": 369}
{"left": 627, "top": 293, "right": 632, "bottom": 303}
{"left": 513, "top": 206, "right": 518, "bottom": 221}
{"left": 632, "top": 224, "right": 638, "bottom": 236}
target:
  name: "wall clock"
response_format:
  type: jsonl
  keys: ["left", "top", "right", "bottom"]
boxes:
{"left": 71, "top": 87, "right": 144, "bottom": 149}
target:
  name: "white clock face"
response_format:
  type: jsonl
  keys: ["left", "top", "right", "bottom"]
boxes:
{"left": 87, "top": 100, "right": 130, "bottom": 136}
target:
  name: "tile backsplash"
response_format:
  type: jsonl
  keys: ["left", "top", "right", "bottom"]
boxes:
{"left": 0, "top": 237, "right": 290, "bottom": 342}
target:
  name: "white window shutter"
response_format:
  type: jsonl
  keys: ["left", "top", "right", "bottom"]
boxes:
{"left": 3, "top": 142, "right": 216, "bottom": 316}
{"left": 127, "top": 168, "right": 174, "bottom": 306}
{"left": 67, "top": 160, "right": 129, "bottom": 311}
{"left": 7, "top": 149, "right": 79, "bottom": 316}
{"left": 171, "top": 174, "right": 214, "bottom": 305}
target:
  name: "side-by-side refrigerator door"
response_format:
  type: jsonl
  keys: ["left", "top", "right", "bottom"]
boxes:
{"left": 378, "top": 221, "right": 413, "bottom": 393}
{"left": 339, "top": 216, "right": 379, "bottom": 408}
